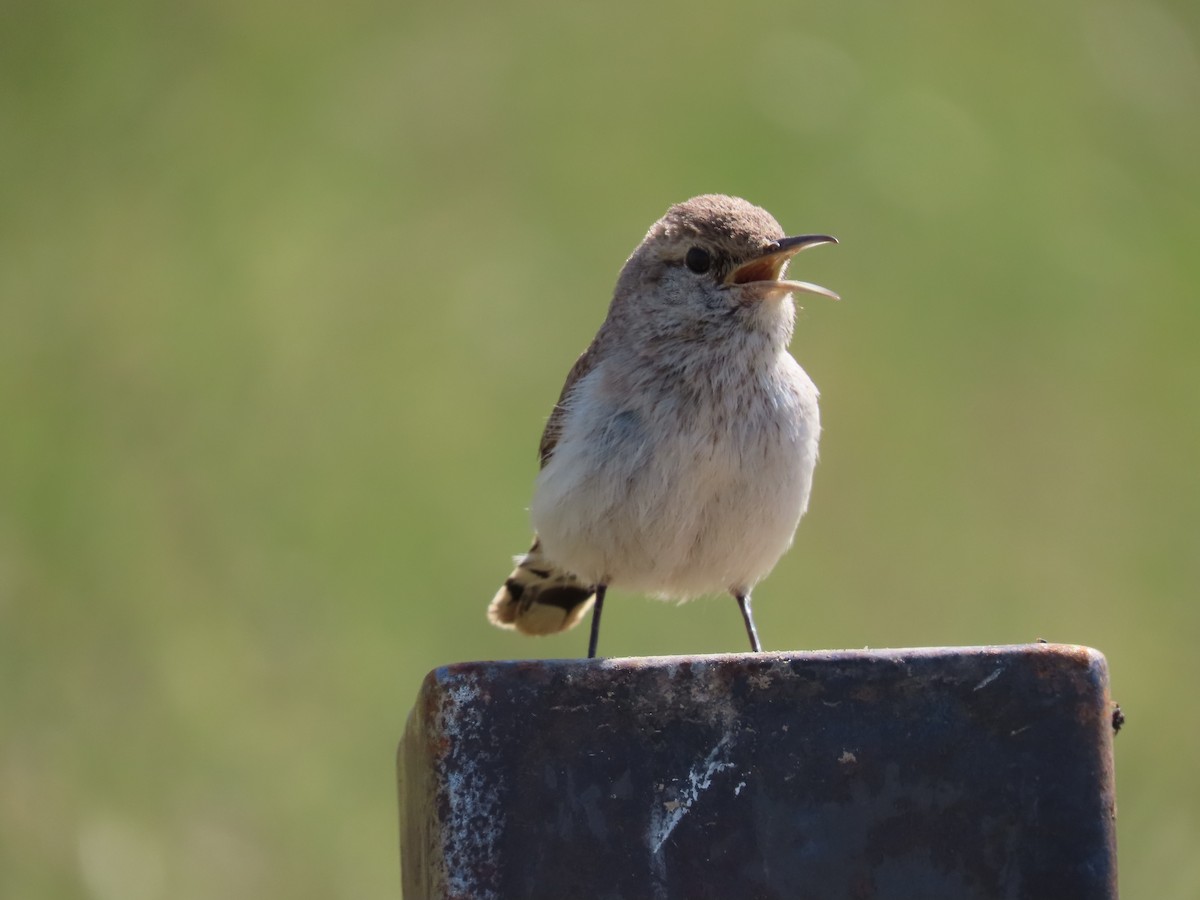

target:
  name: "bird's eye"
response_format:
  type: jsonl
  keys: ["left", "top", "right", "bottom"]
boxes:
{"left": 685, "top": 246, "right": 712, "bottom": 274}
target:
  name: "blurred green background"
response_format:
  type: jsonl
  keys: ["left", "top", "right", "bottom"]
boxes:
{"left": 2, "top": 0, "right": 1197, "bottom": 896}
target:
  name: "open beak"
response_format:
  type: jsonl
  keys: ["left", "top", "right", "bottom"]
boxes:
{"left": 726, "top": 234, "right": 839, "bottom": 300}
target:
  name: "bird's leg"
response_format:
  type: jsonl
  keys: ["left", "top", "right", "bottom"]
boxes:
{"left": 587, "top": 584, "right": 607, "bottom": 659}
{"left": 735, "top": 592, "right": 762, "bottom": 652}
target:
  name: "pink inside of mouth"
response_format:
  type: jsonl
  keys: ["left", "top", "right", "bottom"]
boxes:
{"left": 732, "top": 256, "right": 786, "bottom": 285}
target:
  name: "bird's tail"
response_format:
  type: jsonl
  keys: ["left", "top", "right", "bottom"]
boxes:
{"left": 488, "top": 538, "right": 596, "bottom": 636}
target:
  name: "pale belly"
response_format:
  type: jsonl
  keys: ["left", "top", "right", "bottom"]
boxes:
{"left": 530, "top": 369, "right": 819, "bottom": 598}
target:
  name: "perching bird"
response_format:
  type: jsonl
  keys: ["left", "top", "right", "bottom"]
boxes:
{"left": 488, "top": 194, "right": 837, "bottom": 657}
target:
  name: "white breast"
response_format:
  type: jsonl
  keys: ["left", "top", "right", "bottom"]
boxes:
{"left": 530, "top": 353, "right": 820, "bottom": 599}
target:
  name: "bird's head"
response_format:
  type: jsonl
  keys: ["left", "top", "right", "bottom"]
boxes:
{"left": 611, "top": 194, "right": 837, "bottom": 342}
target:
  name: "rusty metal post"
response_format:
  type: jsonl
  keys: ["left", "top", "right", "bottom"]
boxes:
{"left": 399, "top": 644, "right": 1117, "bottom": 899}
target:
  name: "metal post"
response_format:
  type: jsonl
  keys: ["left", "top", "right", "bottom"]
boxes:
{"left": 399, "top": 644, "right": 1118, "bottom": 899}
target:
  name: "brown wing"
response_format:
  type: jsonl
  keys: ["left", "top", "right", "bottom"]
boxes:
{"left": 538, "top": 336, "right": 604, "bottom": 468}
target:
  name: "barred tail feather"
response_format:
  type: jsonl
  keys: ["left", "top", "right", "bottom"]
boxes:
{"left": 488, "top": 538, "right": 596, "bottom": 636}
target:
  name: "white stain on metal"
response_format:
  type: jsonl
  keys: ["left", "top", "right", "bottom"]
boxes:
{"left": 649, "top": 732, "right": 737, "bottom": 857}
{"left": 973, "top": 666, "right": 1004, "bottom": 691}
{"left": 438, "top": 674, "right": 505, "bottom": 900}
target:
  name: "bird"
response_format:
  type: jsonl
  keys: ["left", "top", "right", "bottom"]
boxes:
{"left": 487, "top": 194, "right": 837, "bottom": 658}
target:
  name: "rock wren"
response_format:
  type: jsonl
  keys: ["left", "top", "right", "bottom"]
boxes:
{"left": 488, "top": 194, "right": 838, "bottom": 658}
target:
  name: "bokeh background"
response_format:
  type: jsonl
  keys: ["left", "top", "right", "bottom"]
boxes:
{"left": 3, "top": 0, "right": 1198, "bottom": 897}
